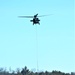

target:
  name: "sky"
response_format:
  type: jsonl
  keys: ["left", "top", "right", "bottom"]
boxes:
{"left": 0, "top": 0, "right": 74, "bottom": 73}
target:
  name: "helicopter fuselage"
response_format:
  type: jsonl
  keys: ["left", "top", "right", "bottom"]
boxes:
{"left": 30, "top": 17, "right": 40, "bottom": 25}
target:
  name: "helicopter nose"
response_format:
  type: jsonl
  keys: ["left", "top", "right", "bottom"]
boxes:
{"left": 30, "top": 20, "right": 33, "bottom": 22}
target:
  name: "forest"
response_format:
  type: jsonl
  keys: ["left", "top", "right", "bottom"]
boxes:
{"left": 0, "top": 66, "right": 71, "bottom": 75}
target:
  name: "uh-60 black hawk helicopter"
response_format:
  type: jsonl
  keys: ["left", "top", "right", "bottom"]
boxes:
{"left": 18, "top": 14, "right": 52, "bottom": 25}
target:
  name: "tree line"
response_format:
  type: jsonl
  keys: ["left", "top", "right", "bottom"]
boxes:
{"left": 0, "top": 66, "right": 71, "bottom": 75}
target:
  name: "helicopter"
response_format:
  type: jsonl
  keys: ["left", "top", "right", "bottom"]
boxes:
{"left": 18, "top": 14, "right": 53, "bottom": 25}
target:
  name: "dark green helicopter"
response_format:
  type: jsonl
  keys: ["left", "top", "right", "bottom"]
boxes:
{"left": 18, "top": 14, "right": 53, "bottom": 25}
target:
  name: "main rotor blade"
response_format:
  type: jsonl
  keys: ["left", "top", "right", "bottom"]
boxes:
{"left": 18, "top": 16, "right": 34, "bottom": 18}
{"left": 38, "top": 14, "right": 53, "bottom": 17}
